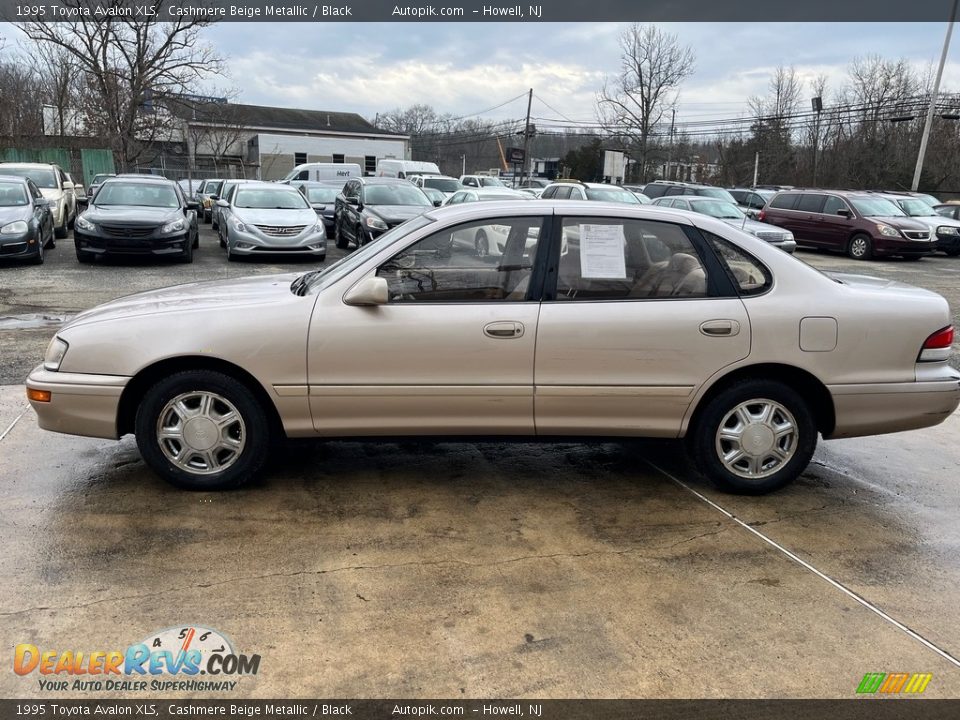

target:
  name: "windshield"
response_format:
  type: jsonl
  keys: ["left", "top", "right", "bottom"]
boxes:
{"left": 235, "top": 188, "right": 309, "bottom": 209}
{"left": 585, "top": 187, "right": 640, "bottom": 204}
{"left": 1, "top": 166, "right": 56, "bottom": 189}
{"left": 899, "top": 199, "right": 937, "bottom": 217}
{"left": 916, "top": 193, "right": 939, "bottom": 206}
{"left": 93, "top": 182, "right": 179, "bottom": 208}
{"left": 302, "top": 215, "right": 436, "bottom": 293}
{"left": 850, "top": 197, "right": 905, "bottom": 217}
{"left": 691, "top": 199, "right": 745, "bottom": 219}
{"left": 305, "top": 187, "right": 339, "bottom": 203}
{"left": 203, "top": 181, "right": 224, "bottom": 195}
{"left": 0, "top": 182, "right": 28, "bottom": 206}
{"left": 698, "top": 187, "right": 738, "bottom": 203}
{"left": 365, "top": 184, "right": 431, "bottom": 206}
{"left": 424, "top": 178, "right": 461, "bottom": 193}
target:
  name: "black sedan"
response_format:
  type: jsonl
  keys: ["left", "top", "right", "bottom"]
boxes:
{"left": 73, "top": 177, "right": 200, "bottom": 263}
{"left": 0, "top": 175, "right": 55, "bottom": 265}
{"left": 294, "top": 181, "right": 342, "bottom": 238}
{"left": 333, "top": 177, "right": 433, "bottom": 249}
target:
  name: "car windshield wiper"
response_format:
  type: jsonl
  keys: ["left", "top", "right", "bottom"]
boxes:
{"left": 290, "top": 270, "right": 324, "bottom": 296}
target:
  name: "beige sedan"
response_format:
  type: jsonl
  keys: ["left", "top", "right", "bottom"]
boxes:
{"left": 26, "top": 201, "right": 960, "bottom": 494}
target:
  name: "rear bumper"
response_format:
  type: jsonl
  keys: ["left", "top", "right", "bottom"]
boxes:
{"left": 25, "top": 366, "right": 128, "bottom": 439}
{"left": 826, "top": 378, "right": 960, "bottom": 439}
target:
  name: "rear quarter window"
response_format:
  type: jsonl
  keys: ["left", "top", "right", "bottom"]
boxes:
{"left": 702, "top": 231, "right": 772, "bottom": 297}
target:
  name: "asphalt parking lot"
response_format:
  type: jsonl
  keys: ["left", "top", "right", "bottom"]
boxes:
{"left": 2, "top": 227, "right": 960, "bottom": 698}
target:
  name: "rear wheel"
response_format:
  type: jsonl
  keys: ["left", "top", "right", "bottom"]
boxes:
{"left": 847, "top": 233, "right": 872, "bottom": 260}
{"left": 690, "top": 379, "right": 817, "bottom": 495}
{"left": 475, "top": 229, "right": 490, "bottom": 256}
{"left": 334, "top": 219, "right": 348, "bottom": 249}
{"left": 135, "top": 370, "right": 272, "bottom": 490}
{"left": 179, "top": 238, "right": 193, "bottom": 263}
{"left": 355, "top": 225, "right": 365, "bottom": 248}
{"left": 54, "top": 217, "right": 68, "bottom": 239}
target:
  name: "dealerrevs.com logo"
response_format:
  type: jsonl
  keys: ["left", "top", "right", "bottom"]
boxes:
{"left": 13, "top": 626, "right": 261, "bottom": 692}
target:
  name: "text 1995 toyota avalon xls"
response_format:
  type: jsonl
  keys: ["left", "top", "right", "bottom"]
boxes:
{"left": 26, "top": 201, "right": 960, "bottom": 494}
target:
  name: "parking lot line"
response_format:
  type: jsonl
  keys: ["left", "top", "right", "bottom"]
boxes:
{"left": 645, "top": 459, "right": 960, "bottom": 671}
{"left": 0, "top": 409, "right": 26, "bottom": 443}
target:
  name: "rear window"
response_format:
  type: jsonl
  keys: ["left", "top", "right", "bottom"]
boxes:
{"left": 642, "top": 184, "right": 670, "bottom": 199}
{"left": 768, "top": 193, "right": 799, "bottom": 210}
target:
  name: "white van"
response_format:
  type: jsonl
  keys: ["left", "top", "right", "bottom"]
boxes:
{"left": 376, "top": 159, "right": 441, "bottom": 179}
{"left": 281, "top": 163, "right": 362, "bottom": 184}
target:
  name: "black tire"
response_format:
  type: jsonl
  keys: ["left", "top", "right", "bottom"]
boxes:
{"left": 689, "top": 379, "right": 817, "bottom": 495}
{"left": 179, "top": 238, "right": 193, "bottom": 263}
{"left": 847, "top": 233, "right": 873, "bottom": 260}
{"left": 134, "top": 370, "right": 272, "bottom": 490}
{"left": 29, "top": 239, "right": 43, "bottom": 265}
{"left": 334, "top": 220, "right": 348, "bottom": 249}
{"left": 192, "top": 230, "right": 199, "bottom": 250}
{"left": 355, "top": 225, "right": 365, "bottom": 248}
{"left": 203, "top": 209, "right": 211, "bottom": 224}
{"left": 54, "top": 219, "right": 68, "bottom": 239}
{"left": 219, "top": 232, "right": 226, "bottom": 249}
{"left": 475, "top": 229, "right": 490, "bottom": 257}
{"left": 225, "top": 234, "right": 238, "bottom": 262}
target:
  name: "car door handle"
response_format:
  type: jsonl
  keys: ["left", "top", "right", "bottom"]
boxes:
{"left": 484, "top": 321, "right": 524, "bottom": 339}
{"left": 700, "top": 320, "right": 740, "bottom": 337}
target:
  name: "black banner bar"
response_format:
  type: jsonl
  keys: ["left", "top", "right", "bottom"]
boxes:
{"left": 3, "top": 700, "right": 960, "bottom": 720}
{"left": 1, "top": 0, "right": 959, "bottom": 23}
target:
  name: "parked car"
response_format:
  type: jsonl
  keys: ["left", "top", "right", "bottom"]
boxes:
{"left": 878, "top": 193, "right": 960, "bottom": 257}
{"left": 652, "top": 196, "right": 796, "bottom": 252}
{"left": 0, "top": 162, "right": 77, "bottom": 239}
{"left": 86, "top": 174, "right": 116, "bottom": 203}
{"left": 217, "top": 182, "right": 326, "bottom": 262}
{"left": 640, "top": 180, "right": 690, "bottom": 199}
{"left": 882, "top": 190, "right": 940, "bottom": 207}
{"left": 760, "top": 190, "right": 935, "bottom": 260}
{"left": 0, "top": 175, "right": 55, "bottom": 264}
{"left": 292, "top": 181, "right": 344, "bottom": 238}
{"left": 68, "top": 173, "right": 87, "bottom": 208}
{"left": 212, "top": 179, "right": 258, "bottom": 232}
{"left": 73, "top": 176, "right": 199, "bottom": 263}
{"left": 334, "top": 177, "right": 433, "bottom": 249}
{"left": 197, "top": 179, "right": 225, "bottom": 223}
{"left": 460, "top": 174, "right": 508, "bottom": 189}
{"left": 728, "top": 188, "right": 776, "bottom": 219}
{"left": 444, "top": 188, "right": 530, "bottom": 206}
{"left": 644, "top": 181, "right": 738, "bottom": 205}
{"left": 540, "top": 181, "right": 641, "bottom": 204}
{"left": 409, "top": 174, "right": 462, "bottom": 197}
{"left": 516, "top": 178, "right": 551, "bottom": 190}
{"left": 934, "top": 203, "right": 960, "bottom": 221}
{"left": 420, "top": 186, "right": 447, "bottom": 207}
{"left": 377, "top": 159, "right": 441, "bottom": 179}
{"left": 27, "top": 201, "right": 959, "bottom": 495}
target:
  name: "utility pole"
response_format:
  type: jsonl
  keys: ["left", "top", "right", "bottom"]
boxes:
{"left": 521, "top": 88, "right": 533, "bottom": 185}
{"left": 461, "top": 154, "right": 466, "bottom": 177}
{"left": 913, "top": 0, "right": 958, "bottom": 191}
{"left": 752, "top": 152, "right": 760, "bottom": 188}
{"left": 811, "top": 96, "right": 822, "bottom": 186}
{"left": 665, "top": 107, "right": 676, "bottom": 181}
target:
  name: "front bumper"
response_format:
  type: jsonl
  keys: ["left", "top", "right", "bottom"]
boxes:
{"left": 768, "top": 238, "right": 796, "bottom": 253}
{"left": 873, "top": 235, "right": 936, "bottom": 257}
{"left": 229, "top": 227, "right": 327, "bottom": 256}
{"left": 75, "top": 228, "right": 190, "bottom": 256}
{"left": 935, "top": 231, "right": 960, "bottom": 252}
{"left": 827, "top": 378, "right": 960, "bottom": 439}
{"left": 26, "top": 366, "right": 129, "bottom": 439}
{"left": 0, "top": 229, "right": 41, "bottom": 260}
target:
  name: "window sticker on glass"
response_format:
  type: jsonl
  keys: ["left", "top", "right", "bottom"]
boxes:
{"left": 579, "top": 224, "right": 627, "bottom": 279}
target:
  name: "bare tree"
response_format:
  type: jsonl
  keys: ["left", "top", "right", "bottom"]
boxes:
{"left": 19, "top": 1, "right": 225, "bottom": 169}
{"left": 29, "top": 44, "right": 80, "bottom": 136}
{"left": 596, "top": 24, "right": 695, "bottom": 180}
{"left": 748, "top": 65, "right": 803, "bottom": 184}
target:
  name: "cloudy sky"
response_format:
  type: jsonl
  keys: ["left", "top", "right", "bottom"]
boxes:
{"left": 194, "top": 22, "right": 960, "bottom": 127}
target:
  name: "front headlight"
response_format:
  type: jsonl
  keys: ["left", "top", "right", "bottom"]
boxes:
{"left": 937, "top": 225, "right": 960, "bottom": 235}
{"left": 365, "top": 216, "right": 388, "bottom": 230}
{"left": 314, "top": 221, "right": 325, "bottom": 233}
{"left": 75, "top": 215, "right": 95, "bottom": 232}
{"left": 43, "top": 337, "right": 69, "bottom": 372}
{"left": 161, "top": 218, "right": 185, "bottom": 234}
{"left": 230, "top": 217, "right": 247, "bottom": 232}
{"left": 876, "top": 224, "right": 900, "bottom": 237}
{"left": 782, "top": 231, "right": 794, "bottom": 241}
{"left": 0, "top": 220, "right": 28, "bottom": 235}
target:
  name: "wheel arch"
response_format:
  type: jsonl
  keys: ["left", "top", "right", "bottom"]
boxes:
{"left": 685, "top": 363, "right": 835, "bottom": 439}
{"left": 116, "top": 356, "right": 286, "bottom": 439}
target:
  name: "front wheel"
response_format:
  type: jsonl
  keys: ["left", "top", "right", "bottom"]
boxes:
{"left": 689, "top": 380, "right": 817, "bottom": 495}
{"left": 334, "top": 219, "right": 348, "bottom": 249}
{"left": 54, "top": 217, "right": 68, "bottom": 239}
{"left": 847, "top": 233, "right": 873, "bottom": 260}
{"left": 135, "top": 370, "right": 272, "bottom": 490}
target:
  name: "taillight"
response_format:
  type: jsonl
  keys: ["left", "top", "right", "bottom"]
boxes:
{"left": 918, "top": 325, "right": 954, "bottom": 362}
{"left": 758, "top": 209, "right": 766, "bottom": 221}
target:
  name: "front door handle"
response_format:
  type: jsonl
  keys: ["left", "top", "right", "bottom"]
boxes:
{"left": 700, "top": 319, "right": 741, "bottom": 337}
{"left": 484, "top": 321, "right": 525, "bottom": 339}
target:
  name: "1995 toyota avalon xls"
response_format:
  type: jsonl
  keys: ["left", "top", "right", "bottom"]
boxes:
{"left": 26, "top": 201, "right": 960, "bottom": 494}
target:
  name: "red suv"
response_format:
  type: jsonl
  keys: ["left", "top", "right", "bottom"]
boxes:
{"left": 760, "top": 190, "right": 935, "bottom": 260}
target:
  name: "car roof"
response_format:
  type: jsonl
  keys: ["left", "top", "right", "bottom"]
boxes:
{"left": 657, "top": 195, "right": 734, "bottom": 202}
{"left": 114, "top": 173, "right": 169, "bottom": 181}
{"left": 0, "top": 162, "right": 59, "bottom": 169}
{"left": 361, "top": 177, "right": 413, "bottom": 185}
{"left": 295, "top": 180, "right": 345, "bottom": 187}
{"left": 0, "top": 175, "right": 30, "bottom": 184}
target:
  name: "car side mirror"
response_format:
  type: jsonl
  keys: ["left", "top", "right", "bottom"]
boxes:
{"left": 837, "top": 208, "right": 852, "bottom": 218}
{"left": 215, "top": 199, "right": 229, "bottom": 207}
{"left": 62, "top": 180, "right": 75, "bottom": 191}
{"left": 433, "top": 199, "right": 443, "bottom": 207}
{"left": 186, "top": 200, "right": 200, "bottom": 210}
{"left": 343, "top": 277, "right": 389, "bottom": 306}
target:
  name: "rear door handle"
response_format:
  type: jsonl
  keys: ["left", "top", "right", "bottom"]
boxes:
{"left": 484, "top": 321, "right": 525, "bottom": 339}
{"left": 700, "top": 319, "right": 741, "bottom": 337}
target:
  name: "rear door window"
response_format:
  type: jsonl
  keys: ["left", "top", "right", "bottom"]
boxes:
{"left": 796, "top": 194, "right": 827, "bottom": 213}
